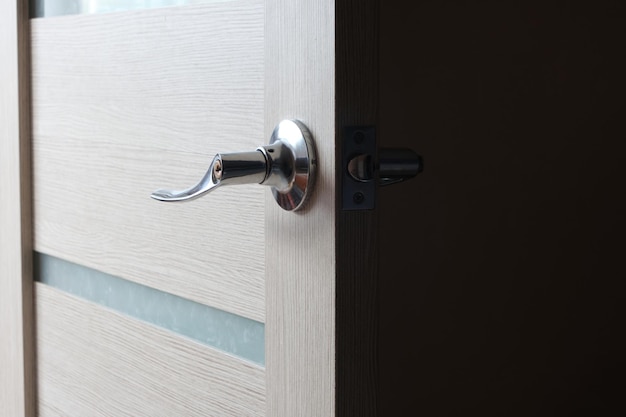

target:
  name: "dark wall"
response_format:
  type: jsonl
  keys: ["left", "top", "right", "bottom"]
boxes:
{"left": 378, "top": 1, "right": 626, "bottom": 415}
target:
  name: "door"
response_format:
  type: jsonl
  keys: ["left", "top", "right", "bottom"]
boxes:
{"left": 1, "top": 0, "right": 379, "bottom": 416}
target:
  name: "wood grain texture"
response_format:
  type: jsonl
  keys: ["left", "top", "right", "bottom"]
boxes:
{"left": 35, "top": 283, "right": 265, "bottom": 417}
{"left": 0, "top": 2, "right": 36, "bottom": 417}
{"left": 265, "top": 0, "right": 379, "bottom": 415}
{"left": 335, "top": 1, "right": 379, "bottom": 415}
{"left": 265, "top": 0, "right": 337, "bottom": 415}
{"left": 31, "top": 1, "right": 266, "bottom": 321}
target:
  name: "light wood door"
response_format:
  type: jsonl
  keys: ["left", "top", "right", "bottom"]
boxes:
{"left": 1, "top": 0, "right": 378, "bottom": 416}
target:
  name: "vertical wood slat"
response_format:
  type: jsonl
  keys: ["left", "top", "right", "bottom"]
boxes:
{"left": 265, "top": 0, "right": 337, "bottom": 415}
{"left": 0, "top": 2, "right": 35, "bottom": 417}
{"left": 265, "top": 0, "right": 378, "bottom": 415}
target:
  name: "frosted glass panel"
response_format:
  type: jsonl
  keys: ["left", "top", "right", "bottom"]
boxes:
{"left": 35, "top": 252, "right": 265, "bottom": 365}
{"left": 32, "top": 0, "right": 232, "bottom": 17}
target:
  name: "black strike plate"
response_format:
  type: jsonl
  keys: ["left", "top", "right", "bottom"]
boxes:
{"left": 342, "top": 126, "right": 376, "bottom": 210}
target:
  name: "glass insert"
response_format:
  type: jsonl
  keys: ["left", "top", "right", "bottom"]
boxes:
{"left": 35, "top": 252, "right": 265, "bottom": 365}
{"left": 32, "top": 0, "right": 232, "bottom": 18}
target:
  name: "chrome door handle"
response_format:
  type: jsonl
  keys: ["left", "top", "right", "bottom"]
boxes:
{"left": 151, "top": 119, "right": 317, "bottom": 211}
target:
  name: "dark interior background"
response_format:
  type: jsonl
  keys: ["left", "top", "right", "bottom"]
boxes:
{"left": 378, "top": 1, "right": 625, "bottom": 415}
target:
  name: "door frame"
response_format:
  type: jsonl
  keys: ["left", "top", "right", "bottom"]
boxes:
{"left": 0, "top": 2, "right": 35, "bottom": 417}
{"left": 0, "top": 1, "right": 379, "bottom": 415}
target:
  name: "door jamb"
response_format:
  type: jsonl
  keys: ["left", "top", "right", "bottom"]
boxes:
{"left": 0, "top": 1, "right": 35, "bottom": 416}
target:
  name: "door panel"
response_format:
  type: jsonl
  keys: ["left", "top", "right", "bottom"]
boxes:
{"left": 36, "top": 284, "right": 264, "bottom": 416}
{"left": 31, "top": 1, "right": 265, "bottom": 321}
{"left": 2, "top": 0, "right": 380, "bottom": 415}
{"left": 30, "top": 2, "right": 268, "bottom": 416}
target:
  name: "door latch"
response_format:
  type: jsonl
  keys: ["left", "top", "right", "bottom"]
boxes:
{"left": 342, "top": 126, "right": 423, "bottom": 210}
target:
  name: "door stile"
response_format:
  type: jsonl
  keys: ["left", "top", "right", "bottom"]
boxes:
{"left": 265, "top": 0, "right": 379, "bottom": 415}
{"left": 0, "top": 1, "right": 36, "bottom": 417}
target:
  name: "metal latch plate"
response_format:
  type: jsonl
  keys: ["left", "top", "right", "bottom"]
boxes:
{"left": 342, "top": 126, "right": 376, "bottom": 210}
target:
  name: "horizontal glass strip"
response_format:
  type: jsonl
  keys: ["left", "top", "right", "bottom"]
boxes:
{"left": 35, "top": 252, "right": 264, "bottom": 365}
{"left": 31, "top": 0, "right": 232, "bottom": 18}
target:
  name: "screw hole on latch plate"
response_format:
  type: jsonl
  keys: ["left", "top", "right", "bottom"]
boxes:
{"left": 352, "top": 191, "right": 365, "bottom": 204}
{"left": 353, "top": 131, "right": 365, "bottom": 144}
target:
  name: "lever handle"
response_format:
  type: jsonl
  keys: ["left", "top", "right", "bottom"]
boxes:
{"left": 151, "top": 119, "right": 316, "bottom": 211}
{"left": 151, "top": 151, "right": 267, "bottom": 202}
